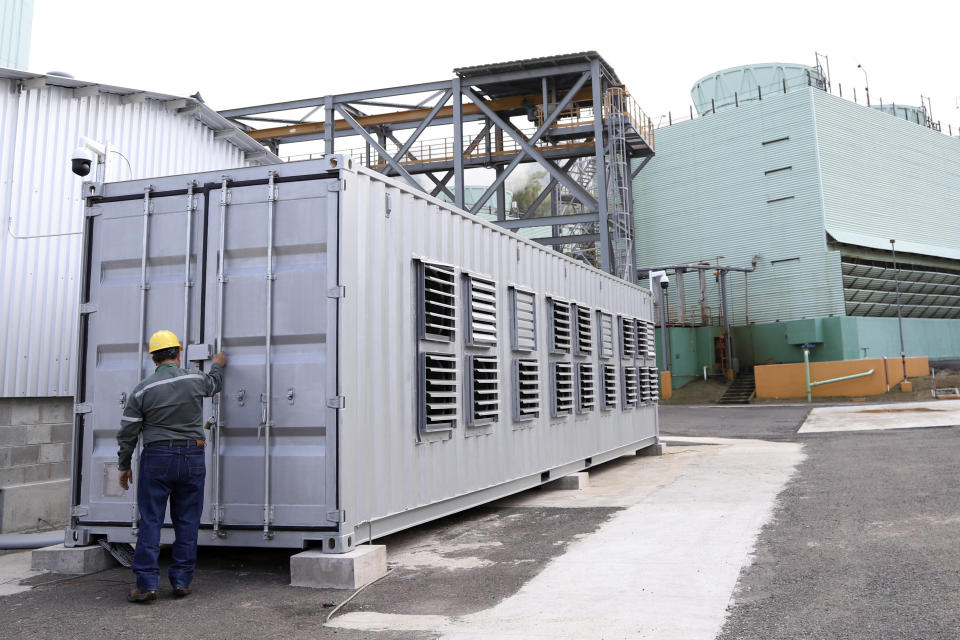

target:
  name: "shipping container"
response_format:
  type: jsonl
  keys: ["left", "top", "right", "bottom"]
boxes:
{"left": 67, "top": 156, "right": 660, "bottom": 552}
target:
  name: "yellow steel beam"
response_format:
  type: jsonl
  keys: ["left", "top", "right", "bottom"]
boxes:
{"left": 241, "top": 89, "right": 593, "bottom": 141}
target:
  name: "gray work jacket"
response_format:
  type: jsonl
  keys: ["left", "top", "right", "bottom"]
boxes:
{"left": 117, "top": 363, "right": 223, "bottom": 470}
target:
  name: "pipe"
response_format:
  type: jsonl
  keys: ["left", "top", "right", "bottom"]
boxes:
{"left": 805, "top": 348, "right": 875, "bottom": 402}
{"left": 182, "top": 183, "right": 195, "bottom": 347}
{"left": 132, "top": 186, "right": 152, "bottom": 535}
{"left": 262, "top": 171, "right": 277, "bottom": 540}
{"left": 0, "top": 531, "right": 63, "bottom": 550}
{"left": 211, "top": 177, "right": 229, "bottom": 537}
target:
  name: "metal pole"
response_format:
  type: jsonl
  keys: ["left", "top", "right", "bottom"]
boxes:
{"left": 452, "top": 78, "right": 464, "bottom": 208}
{"left": 590, "top": 58, "right": 612, "bottom": 273}
{"left": 890, "top": 239, "right": 907, "bottom": 380}
{"left": 262, "top": 171, "right": 277, "bottom": 540}
{"left": 858, "top": 65, "right": 870, "bottom": 105}
{"left": 720, "top": 271, "right": 733, "bottom": 374}
{"left": 182, "top": 183, "right": 195, "bottom": 347}
{"left": 804, "top": 346, "right": 812, "bottom": 403}
{"left": 212, "top": 177, "right": 229, "bottom": 537}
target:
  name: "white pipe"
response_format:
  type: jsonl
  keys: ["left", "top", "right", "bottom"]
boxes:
{"left": 0, "top": 531, "right": 63, "bottom": 550}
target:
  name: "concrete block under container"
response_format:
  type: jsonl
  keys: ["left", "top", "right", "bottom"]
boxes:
{"left": 545, "top": 472, "right": 589, "bottom": 490}
{"left": 0, "top": 479, "right": 70, "bottom": 532}
{"left": 290, "top": 545, "right": 387, "bottom": 589}
{"left": 32, "top": 544, "right": 116, "bottom": 574}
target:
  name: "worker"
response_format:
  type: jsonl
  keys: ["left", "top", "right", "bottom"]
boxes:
{"left": 117, "top": 330, "right": 226, "bottom": 603}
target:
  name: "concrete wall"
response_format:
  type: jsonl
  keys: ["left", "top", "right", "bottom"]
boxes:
{"left": 755, "top": 356, "right": 929, "bottom": 399}
{"left": 0, "top": 397, "right": 72, "bottom": 532}
{"left": 655, "top": 326, "right": 723, "bottom": 388}
{"left": 633, "top": 87, "right": 846, "bottom": 325}
{"left": 733, "top": 316, "right": 960, "bottom": 367}
{"left": 814, "top": 91, "right": 960, "bottom": 261}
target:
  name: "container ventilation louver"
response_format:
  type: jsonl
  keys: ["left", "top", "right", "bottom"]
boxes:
{"left": 577, "top": 362, "right": 596, "bottom": 412}
{"left": 552, "top": 361, "right": 574, "bottom": 417}
{"left": 420, "top": 263, "right": 456, "bottom": 342}
{"left": 420, "top": 352, "right": 458, "bottom": 431}
{"left": 467, "top": 355, "right": 499, "bottom": 425}
{"left": 602, "top": 363, "right": 617, "bottom": 410}
{"left": 622, "top": 366, "right": 638, "bottom": 408}
{"left": 549, "top": 298, "right": 572, "bottom": 354}
{"left": 647, "top": 367, "right": 659, "bottom": 401}
{"left": 575, "top": 305, "right": 592, "bottom": 355}
{"left": 465, "top": 275, "right": 497, "bottom": 347}
{"left": 598, "top": 312, "right": 614, "bottom": 359}
{"left": 511, "top": 288, "right": 537, "bottom": 352}
{"left": 620, "top": 316, "right": 636, "bottom": 359}
{"left": 513, "top": 358, "right": 540, "bottom": 421}
{"left": 643, "top": 322, "right": 656, "bottom": 359}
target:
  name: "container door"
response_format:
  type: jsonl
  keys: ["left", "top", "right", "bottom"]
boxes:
{"left": 204, "top": 176, "right": 339, "bottom": 530}
{"left": 77, "top": 186, "right": 205, "bottom": 527}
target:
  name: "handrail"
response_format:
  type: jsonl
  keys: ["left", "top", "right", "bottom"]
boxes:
{"left": 804, "top": 348, "right": 875, "bottom": 403}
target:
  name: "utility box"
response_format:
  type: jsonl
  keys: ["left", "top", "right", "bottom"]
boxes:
{"left": 66, "top": 157, "right": 659, "bottom": 552}
{"left": 786, "top": 318, "right": 823, "bottom": 345}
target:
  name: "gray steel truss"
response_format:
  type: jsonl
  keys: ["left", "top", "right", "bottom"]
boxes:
{"left": 219, "top": 53, "right": 654, "bottom": 279}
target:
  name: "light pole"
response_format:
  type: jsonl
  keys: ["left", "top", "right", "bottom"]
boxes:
{"left": 858, "top": 64, "right": 870, "bottom": 107}
{"left": 890, "top": 239, "right": 907, "bottom": 380}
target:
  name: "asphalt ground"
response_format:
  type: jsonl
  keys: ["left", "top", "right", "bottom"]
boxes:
{"left": 718, "top": 423, "right": 960, "bottom": 639}
{"left": 5, "top": 403, "right": 960, "bottom": 639}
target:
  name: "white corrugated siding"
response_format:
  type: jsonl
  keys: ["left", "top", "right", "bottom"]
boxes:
{"left": 0, "top": 79, "right": 248, "bottom": 397}
{"left": 0, "top": 0, "right": 32, "bottom": 69}
{"left": 633, "top": 87, "right": 846, "bottom": 325}
{"left": 813, "top": 91, "right": 960, "bottom": 259}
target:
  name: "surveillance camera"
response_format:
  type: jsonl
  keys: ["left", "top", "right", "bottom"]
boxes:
{"left": 660, "top": 279, "right": 669, "bottom": 289}
{"left": 71, "top": 147, "right": 94, "bottom": 177}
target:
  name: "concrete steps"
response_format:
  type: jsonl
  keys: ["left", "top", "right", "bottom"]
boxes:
{"left": 719, "top": 373, "right": 756, "bottom": 404}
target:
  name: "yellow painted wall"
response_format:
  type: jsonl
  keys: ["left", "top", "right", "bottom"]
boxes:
{"left": 755, "top": 356, "right": 929, "bottom": 399}
{"left": 660, "top": 371, "right": 672, "bottom": 401}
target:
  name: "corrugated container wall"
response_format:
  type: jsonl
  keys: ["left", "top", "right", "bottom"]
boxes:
{"left": 0, "top": 78, "right": 249, "bottom": 397}
{"left": 0, "top": 0, "right": 32, "bottom": 69}
{"left": 633, "top": 87, "right": 845, "bottom": 325}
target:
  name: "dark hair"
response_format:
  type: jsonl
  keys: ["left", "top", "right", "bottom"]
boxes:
{"left": 151, "top": 347, "right": 180, "bottom": 365}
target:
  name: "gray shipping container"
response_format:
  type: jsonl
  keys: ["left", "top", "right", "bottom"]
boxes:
{"left": 67, "top": 156, "right": 660, "bottom": 552}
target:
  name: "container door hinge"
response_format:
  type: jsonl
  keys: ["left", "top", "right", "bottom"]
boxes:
{"left": 326, "top": 396, "right": 345, "bottom": 409}
{"left": 327, "top": 285, "right": 345, "bottom": 299}
{"left": 71, "top": 505, "right": 89, "bottom": 517}
{"left": 327, "top": 180, "right": 345, "bottom": 192}
{"left": 79, "top": 303, "right": 98, "bottom": 314}
{"left": 326, "top": 510, "right": 346, "bottom": 523}
{"left": 74, "top": 403, "right": 93, "bottom": 414}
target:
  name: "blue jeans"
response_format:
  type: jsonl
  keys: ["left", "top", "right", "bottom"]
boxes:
{"left": 132, "top": 443, "right": 205, "bottom": 591}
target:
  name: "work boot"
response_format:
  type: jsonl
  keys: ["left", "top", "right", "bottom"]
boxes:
{"left": 172, "top": 585, "right": 192, "bottom": 598}
{"left": 127, "top": 588, "right": 157, "bottom": 603}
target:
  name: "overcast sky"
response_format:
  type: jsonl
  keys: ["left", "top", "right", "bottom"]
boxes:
{"left": 26, "top": 0, "right": 960, "bottom": 131}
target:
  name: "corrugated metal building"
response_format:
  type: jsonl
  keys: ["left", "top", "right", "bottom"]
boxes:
{"left": 0, "top": 0, "right": 32, "bottom": 70}
{"left": 0, "top": 68, "right": 276, "bottom": 531}
{"left": 633, "top": 67, "right": 960, "bottom": 369}
{"left": 0, "top": 69, "right": 276, "bottom": 398}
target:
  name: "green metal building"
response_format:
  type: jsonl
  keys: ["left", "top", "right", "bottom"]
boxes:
{"left": 633, "top": 64, "right": 960, "bottom": 384}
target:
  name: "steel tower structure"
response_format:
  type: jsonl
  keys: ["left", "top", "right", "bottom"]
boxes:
{"left": 219, "top": 52, "right": 654, "bottom": 280}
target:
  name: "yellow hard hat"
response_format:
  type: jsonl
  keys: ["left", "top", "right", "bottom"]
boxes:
{"left": 148, "top": 330, "right": 181, "bottom": 353}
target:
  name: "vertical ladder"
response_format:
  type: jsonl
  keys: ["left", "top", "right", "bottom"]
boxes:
{"left": 605, "top": 88, "right": 634, "bottom": 281}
